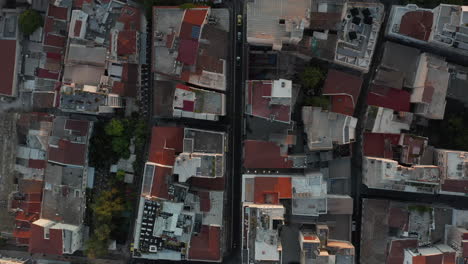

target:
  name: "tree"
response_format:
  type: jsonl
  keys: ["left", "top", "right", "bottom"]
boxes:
{"left": 95, "top": 224, "right": 112, "bottom": 241}
{"left": 85, "top": 236, "right": 109, "bottom": 259}
{"left": 105, "top": 119, "right": 124, "bottom": 137}
{"left": 92, "top": 188, "right": 125, "bottom": 222}
{"left": 19, "top": 9, "right": 43, "bottom": 35}
{"left": 116, "top": 170, "right": 126, "bottom": 182}
{"left": 300, "top": 67, "right": 325, "bottom": 94}
{"left": 304, "top": 96, "right": 330, "bottom": 110}
{"left": 179, "top": 3, "right": 196, "bottom": 9}
{"left": 111, "top": 137, "right": 130, "bottom": 159}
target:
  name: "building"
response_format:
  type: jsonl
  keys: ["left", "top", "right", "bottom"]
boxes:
{"left": 367, "top": 85, "right": 411, "bottom": 112}
{"left": 435, "top": 149, "right": 468, "bottom": 195}
{"left": 365, "top": 106, "right": 413, "bottom": 134}
{"left": 133, "top": 126, "right": 225, "bottom": 262}
{"left": 445, "top": 225, "right": 468, "bottom": 261}
{"left": 374, "top": 41, "right": 421, "bottom": 89}
{"left": 9, "top": 115, "right": 92, "bottom": 255}
{"left": 302, "top": 106, "right": 357, "bottom": 151}
{"left": 246, "top": 0, "right": 311, "bottom": 50}
{"left": 403, "top": 246, "right": 456, "bottom": 264}
{"left": 388, "top": 4, "right": 468, "bottom": 52}
{"left": 243, "top": 140, "right": 307, "bottom": 169}
{"left": 246, "top": 79, "right": 293, "bottom": 124}
{"left": 241, "top": 173, "right": 354, "bottom": 264}
{"left": 242, "top": 204, "right": 285, "bottom": 263}
{"left": 43, "top": 4, "right": 69, "bottom": 53}
{"left": 0, "top": 8, "right": 21, "bottom": 97}
{"left": 409, "top": 53, "right": 449, "bottom": 120}
{"left": 363, "top": 156, "right": 440, "bottom": 194}
{"left": 172, "top": 83, "right": 226, "bottom": 121}
{"left": 322, "top": 70, "right": 363, "bottom": 116}
{"left": 0, "top": 256, "right": 31, "bottom": 264}
{"left": 299, "top": 227, "right": 355, "bottom": 264}
{"left": 152, "top": 7, "right": 229, "bottom": 90}
{"left": 334, "top": 2, "right": 384, "bottom": 72}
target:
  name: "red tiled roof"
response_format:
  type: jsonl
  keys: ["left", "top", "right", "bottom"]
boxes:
{"left": 368, "top": 85, "right": 411, "bottom": 112}
{"left": 254, "top": 177, "right": 292, "bottom": 204}
{"left": 180, "top": 22, "right": 199, "bottom": 40}
{"left": 388, "top": 207, "right": 409, "bottom": 231}
{"left": 443, "top": 252, "right": 456, "bottom": 264}
{"left": 29, "top": 223, "right": 63, "bottom": 255}
{"left": 422, "top": 83, "right": 435, "bottom": 104}
{"left": 47, "top": 4, "right": 68, "bottom": 20}
{"left": 441, "top": 179, "right": 468, "bottom": 194}
{"left": 44, "top": 17, "right": 54, "bottom": 34}
{"left": 48, "top": 139, "right": 86, "bottom": 166}
{"left": 65, "top": 119, "right": 90, "bottom": 136}
{"left": 463, "top": 241, "right": 468, "bottom": 258}
{"left": 117, "top": 30, "right": 137, "bottom": 56}
{"left": 28, "top": 159, "right": 46, "bottom": 169}
{"left": 199, "top": 191, "right": 211, "bottom": 212}
{"left": 19, "top": 179, "right": 43, "bottom": 194}
{"left": 118, "top": 5, "right": 141, "bottom": 31}
{"left": 112, "top": 63, "right": 139, "bottom": 98}
{"left": 44, "top": 34, "right": 66, "bottom": 48}
{"left": 0, "top": 39, "right": 17, "bottom": 96}
{"left": 33, "top": 92, "right": 55, "bottom": 110}
{"left": 189, "top": 177, "right": 225, "bottom": 190}
{"left": 74, "top": 20, "right": 82, "bottom": 37}
{"left": 244, "top": 140, "right": 293, "bottom": 169}
{"left": 189, "top": 225, "right": 221, "bottom": 261}
{"left": 247, "top": 80, "right": 291, "bottom": 123}
{"left": 413, "top": 254, "right": 443, "bottom": 264}
{"left": 182, "top": 100, "right": 195, "bottom": 111}
{"left": 150, "top": 166, "right": 173, "bottom": 199}
{"left": 399, "top": 11, "right": 433, "bottom": 41}
{"left": 323, "top": 70, "right": 362, "bottom": 115}
{"left": 148, "top": 126, "right": 184, "bottom": 165}
{"left": 331, "top": 95, "right": 355, "bottom": 116}
{"left": 36, "top": 68, "right": 59, "bottom": 80}
{"left": 386, "top": 239, "right": 418, "bottom": 264}
{"left": 112, "top": 81, "right": 126, "bottom": 96}
{"left": 177, "top": 39, "right": 199, "bottom": 65}
{"left": 73, "top": 0, "right": 92, "bottom": 8}
{"left": 363, "top": 133, "right": 400, "bottom": 159}
{"left": 183, "top": 9, "right": 208, "bottom": 26}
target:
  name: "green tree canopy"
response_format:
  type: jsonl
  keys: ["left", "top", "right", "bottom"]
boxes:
{"left": 19, "top": 9, "right": 43, "bottom": 36}
{"left": 111, "top": 137, "right": 130, "bottom": 159}
{"left": 105, "top": 119, "right": 124, "bottom": 137}
{"left": 304, "top": 96, "right": 330, "bottom": 110}
{"left": 116, "top": 170, "right": 126, "bottom": 182}
{"left": 300, "top": 66, "right": 325, "bottom": 92}
{"left": 85, "top": 236, "right": 109, "bottom": 259}
{"left": 92, "top": 188, "right": 125, "bottom": 222}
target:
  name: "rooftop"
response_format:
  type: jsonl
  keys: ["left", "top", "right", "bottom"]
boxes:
{"left": 399, "top": 10, "right": 433, "bottom": 41}
{"left": 367, "top": 85, "right": 411, "bottom": 112}
{"left": 335, "top": 2, "right": 384, "bottom": 72}
{"left": 246, "top": 0, "right": 311, "bottom": 50}
{"left": 246, "top": 80, "right": 292, "bottom": 123}
{"left": 243, "top": 204, "right": 285, "bottom": 263}
{"left": 302, "top": 106, "right": 357, "bottom": 151}
{"left": 0, "top": 39, "right": 18, "bottom": 96}
{"left": 172, "top": 83, "right": 226, "bottom": 120}
{"left": 41, "top": 164, "right": 84, "bottom": 225}
{"left": 377, "top": 41, "right": 421, "bottom": 88}
{"left": 322, "top": 69, "right": 363, "bottom": 116}
{"left": 243, "top": 140, "right": 293, "bottom": 169}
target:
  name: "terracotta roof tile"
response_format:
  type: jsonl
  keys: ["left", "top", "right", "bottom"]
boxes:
{"left": 48, "top": 139, "right": 86, "bottom": 166}
{"left": 177, "top": 39, "right": 199, "bottom": 65}
{"left": 183, "top": 9, "right": 208, "bottom": 26}
{"left": 368, "top": 85, "right": 411, "bottom": 112}
{"left": 47, "top": 4, "right": 68, "bottom": 20}
{"left": 65, "top": 119, "right": 90, "bottom": 136}
{"left": 399, "top": 11, "right": 433, "bottom": 41}
{"left": 0, "top": 39, "right": 17, "bottom": 96}
{"left": 29, "top": 223, "right": 63, "bottom": 255}
{"left": 189, "top": 225, "right": 221, "bottom": 261}
{"left": 117, "top": 30, "right": 137, "bottom": 56}
{"left": 244, "top": 140, "right": 293, "bottom": 169}
{"left": 363, "top": 133, "right": 400, "bottom": 159}
{"left": 254, "top": 177, "right": 292, "bottom": 204}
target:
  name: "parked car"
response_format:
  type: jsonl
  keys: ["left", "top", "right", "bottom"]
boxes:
{"left": 237, "top": 15, "right": 242, "bottom": 26}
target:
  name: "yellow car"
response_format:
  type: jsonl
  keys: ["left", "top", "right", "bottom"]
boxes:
{"left": 237, "top": 15, "right": 242, "bottom": 26}
{"left": 130, "top": 243, "right": 134, "bottom": 252}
